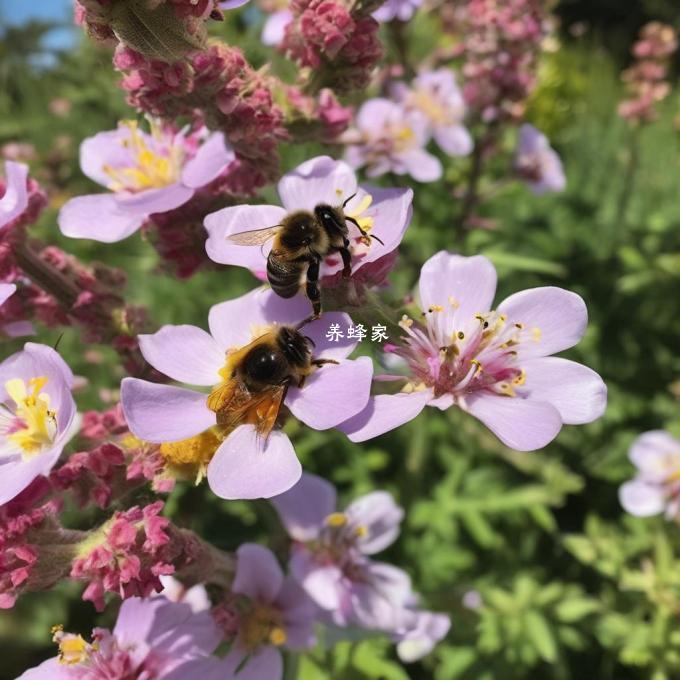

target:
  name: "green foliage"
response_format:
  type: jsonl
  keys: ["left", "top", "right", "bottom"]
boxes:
{"left": 2, "top": 7, "right": 680, "bottom": 680}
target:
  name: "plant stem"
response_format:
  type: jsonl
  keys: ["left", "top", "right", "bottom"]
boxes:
{"left": 614, "top": 125, "right": 641, "bottom": 232}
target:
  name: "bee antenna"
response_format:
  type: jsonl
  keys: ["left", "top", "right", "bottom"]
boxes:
{"left": 342, "top": 192, "right": 357, "bottom": 209}
{"left": 370, "top": 233, "right": 385, "bottom": 246}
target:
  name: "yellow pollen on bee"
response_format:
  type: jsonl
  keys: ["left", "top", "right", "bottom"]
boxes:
{"left": 325, "top": 512, "right": 348, "bottom": 527}
{"left": 103, "top": 119, "right": 182, "bottom": 192}
{"left": 159, "top": 429, "right": 223, "bottom": 485}
{"left": 532, "top": 327, "right": 542, "bottom": 342}
{"left": 5, "top": 376, "right": 57, "bottom": 458}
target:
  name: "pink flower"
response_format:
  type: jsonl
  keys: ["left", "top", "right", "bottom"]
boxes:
{"left": 341, "top": 252, "right": 607, "bottom": 451}
{"left": 17, "top": 595, "right": 221, "bottom": 679}
{"left": 262, "top": 9, "right": 293, "bottom": 46}
{"left": 272, "top": 473, "right": 416, "bottom": 631}
{"left": 392, "top": 69, "right": 473, "bottom": 157}
{"left": 59, "top": 121, "right": 234, "bottom": 243}
{"left": 373, "top": 0, "right": 422, "bottom": 23}
{"left": 212, "top": 543, "right": 317, "bottom": 680}
{"left": 514, "top": 124, "right": 566, "bottom": 194}
{"left": 0, "top": 343, "right": 77, "bottom": 505}
{"left": 343, "top": 100, "right": 442, "bottom": 182}
{"left": 393, "top": 606, "right": 451, "bottom": 662}
{"left": 120, "top": 287, "right": 373, "bottom": 499}
{"left": 205, "top": 155, "right": 413, "bottom": 290}
{"left": 619, "top": 431, "right": 680, "bottom": 519}
{"left": 0, "top": 161, "right": 29, "bottom": 231}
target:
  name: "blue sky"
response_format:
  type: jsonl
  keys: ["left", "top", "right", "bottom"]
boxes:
{"left": 0, "top": 0, "right": 78, "bottom": 51}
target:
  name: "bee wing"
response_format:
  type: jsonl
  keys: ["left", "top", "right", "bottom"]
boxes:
{"left": 228, "top": 225, "right": 281, "bottom": 246}
{"left": 210, "top": 380, "right": 287, "bottom": 440}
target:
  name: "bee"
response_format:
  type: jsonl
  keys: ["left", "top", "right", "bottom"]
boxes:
{"left": 206, "top": 325, "right": 336, "bottom": 439}
{"left": 228, "top": 195, "right": 383, "bottom": 318}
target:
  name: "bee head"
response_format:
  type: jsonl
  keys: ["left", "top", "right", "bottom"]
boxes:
{"left": 276, "top": 326, "right": 312, "bottom": 368}
{"left": 314, "top": 204, "right": 345, "bottom": 233}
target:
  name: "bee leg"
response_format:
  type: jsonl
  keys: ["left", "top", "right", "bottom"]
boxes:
{"left": 312, "top": 358, "right": 340, "bottom": 368}
{"left": 338, "top": 243, "right": 352, "bottom": 278}
{"left": 345, "top": 216, "right": 384, "bottom": 246}
{"left": 305, "top": 258, "right": 322, "bottom": 318}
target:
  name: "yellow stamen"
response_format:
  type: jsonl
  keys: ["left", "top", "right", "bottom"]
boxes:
{"left": 355, "top": 525, "right": 368, "bottom": 538}
{"left": 5, "top": 376, "right": 57, "bottom": 458}
{"left": 103, "top": 120, "right": 183, "bottom": 192}
{"left": 325, "top": 512, "right": 348, "bottom": 528}
{"left": 269, "top": 627, "right": 287, "bottom": 646}
{"left": 52, "top": 625, "right": 90, "bottom": 666}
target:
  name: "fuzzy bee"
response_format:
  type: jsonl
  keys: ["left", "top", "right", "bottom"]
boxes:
{"left": 206, "top": 325, "right": 336, "bottom": 439}
{"left": 228, "top": 196, "right": 383, "bottom": 318}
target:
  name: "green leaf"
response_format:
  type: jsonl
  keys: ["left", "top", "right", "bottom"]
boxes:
{"left": 524, "top": 611, "right": 558, "bottom": 663}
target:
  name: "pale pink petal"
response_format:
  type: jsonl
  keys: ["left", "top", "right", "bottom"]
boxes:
{"left": 113, "top": 183, "right": 193, "bottom": 215}
{"left": 0, "top": 452, "right": 60, "bottom": 506}
{"left": 0, "top": 283, "right": 16, "bottom": 306}
{"left": 629, "top": 431, "right": 680, "bottom": 478}
{"left": 138, "top": 325, "right": 224, "bottom": 386}
{"left": 0, "top": 161, "right": 28, "bottom": 229}
{"left": 340, "top": 391, "right": 432, "bottom": 442}
{"left": 277, "top": 156, "right": 358, "bottom": 212}
{"left": 276, "top": 576, "right": 317, "bottom": 649}
{"left": 464, "top": 393, "right": 562, "bottom": 451}
{"left": 262, "top": 10, "right": 292, "bottom": 45}
{"left": 271, "top": 472, "right": 337, "bottom": 541}
{"left": 521, "top": 357, "right": 607, "bottom": 424}
{"left": 207, "top": 425, "right": 301, "bottom": 500}
{"left": 220, "top": 647, "right": 283, "bottom": 680}
{"left": 208, "top": 288, "right": 311, "bottom": 350}
{"left": 59, "top": 193, "right": 145, "bottom": 242}
{"left": 434, "top": 125, "right": 473, "bottom": 157}
{"left": 290, "top": 549, "right": 343, "bottom": 610}
{"left": 418, "top": 252, "right": 497, "bottom": 342}
{"left": 354, "top": 186, "right": 413, "bottom": 267}
{"left": 345, "top": 491, "right": 404, "bottom": 554}
{"left": 619, "top": 480, "right": 665, "bottom": 517}
{"left": 300, "top": 311, "right": 358, "bottom": 361}
{"left": 79, "top": 128, "right": 135, "bottom": 187}
{"left": 233, "top": 543, "right": 284, "bottom": 603}
{"left": 497, "top": 287, "right": 587, "bottom": 358}
{"left": 15, "top": 657, "right": 71, "bottom": 680}
{"left": 204, "top": 204, "right": 286, "bottom": 268}
{"left": 220, "top": 0, "right": 251, "bottom": 8}
{"left": 120, "top": 378, "right": 215, "bottom": 442}
{"left": 286, "top": 357, "right": 373, "bottom": 430}
{"left": 402, "top": 149, "right": 442, "bottom": 183}
{"left": 181, "top": 133, "right": 234, "bottom": 189}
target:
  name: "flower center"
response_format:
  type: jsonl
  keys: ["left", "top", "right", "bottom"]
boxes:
{"left": 241, "top": 602, "right": 287, "bottom": 650}
{"left": 159, "top": 428, "right": 224, "bottom": 484}
{"left": 52, "top": 625, "right": 92, "bottom": 666}
{"left": 392, "top": 124, "right": 417, "bottom": 153}
{"left": 103, "top": 120, "right": 183, "bottom": 192}
{"left": 2, "top": 376, "right": 57, "bottom": 458}
{"left": 395, "top": 306, "right": 542, "bottom": 403}
{"left": 412, "top": 90, "right": 454, "bottom": 126}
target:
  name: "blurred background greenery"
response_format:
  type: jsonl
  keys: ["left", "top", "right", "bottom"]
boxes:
{"left": 1, "top": 1, "right": 680, "bottom": 678}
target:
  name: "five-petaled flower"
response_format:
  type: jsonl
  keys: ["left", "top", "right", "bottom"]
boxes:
{"left": 59, "top": 120, "right": 235, "bottom": 243}
{"left": 340, "top": 252, "right": 607, "bottom": 451}
{"left": 0, "top": 343, "right": 77, "bottom": 506}
{"left": 204, "top": 155, "right": 413, "bottom": 292}
{"left": 619, "top": 431, "right": 680, "bottom": 519}
{"left": 121, "top": 288, "right": 373, "bottom": 500}
{"left": 392, "top": 69, "right": 473, "bottom": 158}
{"left": 17, "top": 596, "right": 221, "bottom": 679}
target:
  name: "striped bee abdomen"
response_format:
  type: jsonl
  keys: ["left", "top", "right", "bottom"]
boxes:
{"left": 267, "top": 252, "right": 304, "bottom": 298}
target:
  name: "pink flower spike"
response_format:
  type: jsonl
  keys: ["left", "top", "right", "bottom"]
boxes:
{"left": 340, "top": 251, "right": 607, "bottom": 451}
